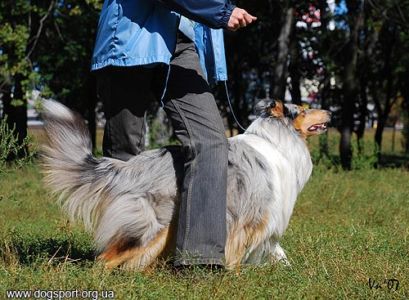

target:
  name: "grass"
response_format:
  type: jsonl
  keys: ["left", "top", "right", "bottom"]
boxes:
{"left": 0, "top": 130, "right": 408, "bottom": 299}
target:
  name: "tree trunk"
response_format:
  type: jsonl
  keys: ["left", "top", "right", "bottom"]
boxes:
{"left": 288, "top": 38, "right": 301, "bottom": 105}
{"left": 374, "top": 115, "right": 386, "bottom": 155}
{"left": 374, "top": 95, "right": 394, "bottom": 158}
{"left": 356, "top": 77, "right": 368, "bottom": 154}
{"left": 272, "top": 5, "right": 294, "bottom": 100}
{"left": 339, "top": 0, "right": 364, "bottom": 170}
{"left": 318, "top": 0, "right": 330, "bottom": 159}
{"left": 355, "top": 11, "right": 377, "bottom": 155}
{"left": 391, "top": 120, "right": 396, "bottom": 153}
{"left": 370, "top": 17, "right": 398, "bottom": 164}
{"left": 401, "top": 76, "right": 409, "bottom": 154}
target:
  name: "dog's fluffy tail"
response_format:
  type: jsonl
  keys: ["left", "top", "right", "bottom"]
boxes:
{"left": 41, "top": 100, "right": 102, "bottom": 230}
{"left": 41, "top": 100, "right": 175, "bottom": 253}
{"left": 41, "top": 100, "right": 93, "bottom": 167}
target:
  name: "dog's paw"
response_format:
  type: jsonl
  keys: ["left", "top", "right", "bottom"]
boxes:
{"left": 270, "top": 242, "right": 291, "bottom": 266}
{"left": 278, "top": 257, "right": 291, "bottom": 267}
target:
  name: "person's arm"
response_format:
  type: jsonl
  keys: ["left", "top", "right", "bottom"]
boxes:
{"left": 157, "top": 0, "right": 256, "bottom": 30}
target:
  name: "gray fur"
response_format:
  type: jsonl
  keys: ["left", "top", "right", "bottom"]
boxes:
{"left": 41, "top": 100, "right": 313, "bottom": 266}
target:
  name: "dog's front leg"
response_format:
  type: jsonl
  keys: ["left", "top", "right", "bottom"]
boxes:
{"left": 269, "top": 241, "right": 290, "bottom": 266}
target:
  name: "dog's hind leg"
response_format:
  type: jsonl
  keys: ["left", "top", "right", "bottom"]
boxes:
{"left": 225, "top": 214, "right": 270, "bottom": 269}
{"left": 225, "top": 224, "right": 249, "bottom": 269}
{"left": 99, "top": 227, "right": 170, "bottom": 270}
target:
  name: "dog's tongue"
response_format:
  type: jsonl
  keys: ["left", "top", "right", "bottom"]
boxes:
{"left": 308, "top": 123, "right": 327, "bottom": 131}
{"left": 308, "top": 125, "right": 319, "bottom": 131}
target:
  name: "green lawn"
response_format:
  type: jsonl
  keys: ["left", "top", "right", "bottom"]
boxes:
{"left": 0, "top": 130, "right": 408, "bottom": 299}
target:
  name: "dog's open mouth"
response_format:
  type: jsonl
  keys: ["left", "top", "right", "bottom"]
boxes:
{"left": 308, "top": 123, "right": 328, "bottom": 132}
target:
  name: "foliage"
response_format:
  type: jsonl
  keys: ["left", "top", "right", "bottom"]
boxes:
{"left": 350, "top": 141, "right": 379, "bottom": 170}
{"left": 2, "top": 0, "right": 409, "bottom": 167}
{"left": 220, "top": 0, "right": 409, "bottom": 168}
{"left": 33, "top": 0, "right": 101, "bottom": 109}
{"left": 310, "top": 134, "right": 379, "bottom": 171}
{"left": 0, "top": 117, "right": 35, "bottom": 173}
{"left": 0, "top": 1, "right": 58, "bottom": 99}
{"left": 0, "top": 0, "right": 102, "bottom": 99}
{"left": 0, "top": 1, "right": 31, "bottom": 89}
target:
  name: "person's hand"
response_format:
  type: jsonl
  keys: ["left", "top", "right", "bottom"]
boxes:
{"left": 227, "top": 8, "right": 257, "bottom": 31}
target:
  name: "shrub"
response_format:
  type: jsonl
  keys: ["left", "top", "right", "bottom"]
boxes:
{"left": 0, "top": 117, "right": 35, "bottom": 173}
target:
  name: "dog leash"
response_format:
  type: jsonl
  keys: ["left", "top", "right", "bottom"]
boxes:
{"left": 224, "top": 81, "right": 247, "bottom": 132}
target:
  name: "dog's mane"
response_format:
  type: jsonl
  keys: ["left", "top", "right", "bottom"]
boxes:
{"left": 243, "top": 116, "right": 312, "bottom": 191}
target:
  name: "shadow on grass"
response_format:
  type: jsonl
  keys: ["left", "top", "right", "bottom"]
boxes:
{"left": 0, "top": 232, "right": 95, "bottom": 266}
{"left": 379, "top": 154, "right": 409, "bottom": 168}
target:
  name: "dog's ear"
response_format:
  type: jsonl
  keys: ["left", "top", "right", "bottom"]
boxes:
{"left": 254, "top": 99, "right": 272, "bottom": 116}
{"left": 254, "top": 99, "right": 285, "bottom": 118}
{"left": 267, "top": 100, "right": 285, "bottom": 118}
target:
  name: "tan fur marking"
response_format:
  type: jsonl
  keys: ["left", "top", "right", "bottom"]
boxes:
{"left": 267, "top": 100, "right": 285, "bottom": 118}
{"left": 99, "top": 227, "right": 170, "bottom": 270}
{"left": 158, "top": 220, "right": 177, "bottom": 259}
{"left": 225, "top": 214, "right": 270, "bottom": 269}
{"left": 292, "top": 113, "right": 306, "bottom": 138}
{"left": 97, "top": 235, "right": 135, "bottom": 262}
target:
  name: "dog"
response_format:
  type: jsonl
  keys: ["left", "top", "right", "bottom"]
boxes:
{"left": 41, "top": 99, "right": 330, "bottom": 270}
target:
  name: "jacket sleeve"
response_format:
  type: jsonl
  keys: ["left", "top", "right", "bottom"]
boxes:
{"left": 157, "top": 0, "right": 235, "bottom": 29}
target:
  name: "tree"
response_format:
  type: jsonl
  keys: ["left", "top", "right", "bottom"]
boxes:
{"left": 0, "top": 1, "right": 102, "bottom": 153}
{"left": 222, "top": 0, "right": 285, "bottom": 133}
{"left": 271, "top": 1, "right": 296, "bottom": 100}
{"left": 0, "top": 0, "right": 55, "bottom": 159}
{"left": 34, "top": 0, "right": 101, "bottom": 149}
{"left": 361, "top": 0, "right": 409, "bottom": 162}
{"left": 337, "top": 0, "right": 364, "bottom": 169}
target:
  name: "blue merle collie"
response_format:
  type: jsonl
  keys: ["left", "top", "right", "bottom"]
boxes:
{"left": 41, "top": 99, "right": 330, "bottom": 270}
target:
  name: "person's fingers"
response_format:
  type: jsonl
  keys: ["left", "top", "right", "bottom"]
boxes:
{"left": 246, "top": 12, "right": 258, "bottom": 21}
{"left": 231, "top": 17, "right": 240, "bottom": 29}
{"left": 236, "top": 9, "right": 247, "bottom": 27}
{"left": 228, "top": 14, "right": 241, "bottom": 31}
{"left": 227, "top": 7, "right": 257, "bottom": 31}
{"left": 243, "top": 13, "right": 257, "bottom": 24}
{"left": 238, "top": 15, "right": 247, "bottom": 27}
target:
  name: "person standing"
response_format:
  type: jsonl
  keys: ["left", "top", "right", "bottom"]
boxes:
{"left": 92, "top": 0, "right": 256, "bottom": 267}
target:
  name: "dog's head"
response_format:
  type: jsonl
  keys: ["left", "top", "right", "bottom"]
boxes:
{"left": 256, "top": 99, "right": 331, "bottom": 138}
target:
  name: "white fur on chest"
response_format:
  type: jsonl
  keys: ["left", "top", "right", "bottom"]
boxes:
{"left": 233, "top": 133, "right": 309, "bottom": 237}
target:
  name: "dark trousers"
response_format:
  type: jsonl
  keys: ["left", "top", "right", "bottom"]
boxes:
{"left": 96, "top": 33, "right": 228, "bottom": 265}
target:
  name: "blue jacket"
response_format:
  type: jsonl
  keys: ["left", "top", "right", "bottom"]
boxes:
{"left": 91, "top": 0, "right": 235, "bottom": 82}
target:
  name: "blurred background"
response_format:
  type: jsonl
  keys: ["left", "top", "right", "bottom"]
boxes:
{"left": 1, "top": 0, "right": 409, "bottom": 170}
